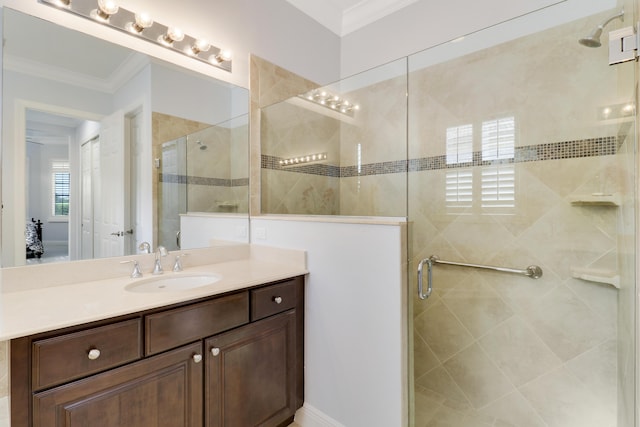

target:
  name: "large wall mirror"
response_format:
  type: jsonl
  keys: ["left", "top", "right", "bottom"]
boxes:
{"left": 1, "top": 8, "right": 250, "bottom": 268}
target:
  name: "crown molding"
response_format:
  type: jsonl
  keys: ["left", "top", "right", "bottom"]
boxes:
{"left": 286, "top": 0, "right": 418, "bottom": 36}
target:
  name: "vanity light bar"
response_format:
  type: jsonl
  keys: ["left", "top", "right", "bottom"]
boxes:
{"left": 279, "top": 153, "right": 328, "bottom": 167}
{"left": 38, "top": 0, "right": 232, "bottom": 72}
{"left": 299, "top": 89, "right": 360, "bottom": 117}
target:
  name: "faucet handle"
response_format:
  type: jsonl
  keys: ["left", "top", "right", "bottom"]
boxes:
{"left": 138, "top": 242, "right": 151, "bottom": 254}
{"left": 121, "top": 260, "right": 143, "bottom": 278}
{"left": 173, "top": 253, "right": 189, "bottom": 272}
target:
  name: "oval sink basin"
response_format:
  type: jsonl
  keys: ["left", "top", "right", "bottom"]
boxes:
{"left": 125, "top": 274, "right": 222, "bottom": 293}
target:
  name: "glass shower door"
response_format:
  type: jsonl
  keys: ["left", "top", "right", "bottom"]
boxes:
{"left": 158, "top": 136, "right": 187, "bottom": 251}
{"left": 408, "top": 2, "right": 636, "bottom": 426}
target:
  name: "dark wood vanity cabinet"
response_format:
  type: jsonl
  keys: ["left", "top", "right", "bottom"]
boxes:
{"left": 11, "top": 276, "right": 305, "bottom": 427}
{"left": 33, "top": 342, "right": 204, "bottom": 427}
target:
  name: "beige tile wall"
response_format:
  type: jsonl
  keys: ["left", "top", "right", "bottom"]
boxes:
{"left": 409, "top": 10, "right": 635, "bottom": 427}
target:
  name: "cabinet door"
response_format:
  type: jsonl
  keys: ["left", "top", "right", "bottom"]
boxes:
{"left": 206, "top": 311, "right": 297, "bottom": 427}
{"left": 33, "top": 342, "right": 203, "bottom": 427}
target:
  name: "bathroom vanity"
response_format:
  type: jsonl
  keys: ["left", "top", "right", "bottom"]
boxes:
{"left": 1, "top": 245, "right": 307, "bottom": 427}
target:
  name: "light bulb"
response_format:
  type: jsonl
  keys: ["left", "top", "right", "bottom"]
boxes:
{"left": 212, "top": 50, "right": 232, "bottom": 63}
{"left": 190, "top": 39, "right": 211, "bottom": 55}
{"left": 91, "top": 0, "right": 119, "bottom": 21}
{"left": 160, "top": 27, "right": 184, "bottom": 45}
{"left": 126, "top": 12, "right": 153, "bottom": 33}
{"left": 98, "top": 0, "right": 119, "bottom": 14}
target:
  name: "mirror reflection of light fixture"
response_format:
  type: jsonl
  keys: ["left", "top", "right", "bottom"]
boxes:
{"left": 38, "top": 0, "right": 233, "bottom": 72}
{"left": 598, "top": 102, "right": 636, "bottom": 120}
{"left": 299, "top": 89, "right": 360, "bottom": 117}
{"left": 126, "top": 12, "right": 154, "bottom": 34}
{"left": 279, "top": 153, "right": 328, "bottom": 167}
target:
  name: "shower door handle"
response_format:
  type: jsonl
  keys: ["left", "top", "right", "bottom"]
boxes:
{"left": 417, "top": 257, "right": 433, "bottom": 300}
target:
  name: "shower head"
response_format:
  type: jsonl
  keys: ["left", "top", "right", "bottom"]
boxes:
{"left": 579, "top": 9, "right": 624, "bottom": 48}
{"left": 196, "top": 140, "right": 207, "bottom": 150}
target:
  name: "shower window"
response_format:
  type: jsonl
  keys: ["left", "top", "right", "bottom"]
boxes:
{"left": 481, "top": 165, "right": 515, "bottom": 210}
{"left": 445, "top": 124, "right": 473, "bottom": 164}
{"left": 481, "top": 116, "right": 515, "bottom": 160}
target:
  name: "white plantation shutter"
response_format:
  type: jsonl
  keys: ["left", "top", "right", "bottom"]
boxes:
{"left": 481, "top": 117, "right": 515, "bottom": 210}
{"left": 446, "top": 169, "right": 473, "bottom": 208}
{"left": 446, "top": 124, "right": 473, "bottom": 164}
{"left": 482, "top": 117, "right": 515, "bottom": 160}
{"left": 481, "top": 165, "right": 515, "bottom": 209}
{"left": 51, "top": 161, "right": 70, "bottom": 217}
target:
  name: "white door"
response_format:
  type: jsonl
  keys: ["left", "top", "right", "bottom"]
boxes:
{"left": 97, "top": 111, "right": 127, "bottom": 258}
{"left": 128, "top": 111, "right": 143, "bottom": 256}
{"left": 80, "top": 140, "right": 93, "bottom": 259}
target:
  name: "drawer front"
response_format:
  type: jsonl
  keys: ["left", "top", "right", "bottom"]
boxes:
{"left": 32, "top": 319, "right": 142, "bottom": 391}
{"left": 251, "top": 279, "right": 298, "bottom": 321}
{"left": 145, "top": 291, "right": 249, "bottom": 356}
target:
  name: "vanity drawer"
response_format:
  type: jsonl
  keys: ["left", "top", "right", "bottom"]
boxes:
{"left": 145, "top": 291, "right": 249, "bottom": 355}
{"left": 251, "top": 279, "right": 299, "bottom": 321}
{"left": 32, "top": 318, "right": 142, "bottom": 391}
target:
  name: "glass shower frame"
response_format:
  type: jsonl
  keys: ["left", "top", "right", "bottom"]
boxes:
{"left": 407, "top": 2, "right": 637, "bottom": 426}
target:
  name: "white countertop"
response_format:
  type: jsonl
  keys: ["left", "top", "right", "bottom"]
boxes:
{"left": 0, "top": 244, "right": 307, "bottom": 341}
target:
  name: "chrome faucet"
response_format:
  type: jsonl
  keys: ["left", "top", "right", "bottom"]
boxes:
{"left": 121, "top": 260, "right": 143, "bottom": 278}
{"left": 138, "top": 242, "right": 151, "bottom": 254}
{"left": 152, "top": 246, "right": 168, "bottom": 275}
{"left": 173, "top": 253, "right": 189, "bottom": 272}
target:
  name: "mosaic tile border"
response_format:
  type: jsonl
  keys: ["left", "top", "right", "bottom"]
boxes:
{"left": 161, "top": 174, "right": 249, "bottom": 187}
{"left": 263, "top": 136, "right": 622, "bottom": 177}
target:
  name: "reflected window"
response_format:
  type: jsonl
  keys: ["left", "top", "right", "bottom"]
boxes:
{"left": 51, "top": 161, "right": 70, "bottom": 218}
{"left": 482, "top": 117, "right": 515, "bottom": 160}
{"left": 446, "top": 169, "right": 473, "bottom": 209}
{"left": 446, "top": 124, "right": 473, "bottom": 164}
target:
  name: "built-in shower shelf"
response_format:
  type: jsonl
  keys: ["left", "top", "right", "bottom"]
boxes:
{"left": 571, "top": 267, "right": 620, "bottom": 289}
{"left": 569, "top": 193, "right": 620, "bottom": 206}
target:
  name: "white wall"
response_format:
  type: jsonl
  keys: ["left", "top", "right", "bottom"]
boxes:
{"left": 0, "top": 0, "right": 342, "bottom": 89}
{"left": 250, "top": 217, "right": 407, "bottom": 427}
{"left": 340, "top": 0, "right": 617, "bottom": 77}
{"left": 150, "top": 62, "right": 237, "bottom": 126}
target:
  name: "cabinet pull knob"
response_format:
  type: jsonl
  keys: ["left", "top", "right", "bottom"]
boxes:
{"left": 87, "top": 349, "right": 101, "bottom": 360}
{"left": 211, "top": 347, "right": 221, "bottom": 356}
{"left": 274, "top": 296, "right": 283, "bottom": 304}
{"left": 193, "top": 354, "right": 203, "bottom": 363}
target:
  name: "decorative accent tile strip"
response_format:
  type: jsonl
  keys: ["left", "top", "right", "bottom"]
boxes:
{"left": 262, "top": 154, "right": 340, "bottom": 177}
{"left": 160, "top": 174, "right": 249, "bottom": 187}
{"left": 263, "top": 136, "right": 622, "bottom": 177}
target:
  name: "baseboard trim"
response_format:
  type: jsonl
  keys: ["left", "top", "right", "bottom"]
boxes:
{"left": 295, "top": 404, "right": 345, "bottom": 427}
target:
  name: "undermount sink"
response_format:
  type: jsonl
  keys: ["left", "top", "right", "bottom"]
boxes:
{"left": 125, "top": 273, "right": 222, "bottom": 293}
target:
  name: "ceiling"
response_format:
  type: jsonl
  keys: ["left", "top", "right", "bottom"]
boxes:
{"left": 285, "top": 0, "right": 419, "bottom": 36}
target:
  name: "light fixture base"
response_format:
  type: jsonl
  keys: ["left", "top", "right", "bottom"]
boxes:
{"left": 38, "top": 0, "right": 232, "bottom": 72}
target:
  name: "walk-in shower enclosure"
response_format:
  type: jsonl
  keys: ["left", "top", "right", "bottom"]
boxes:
{"left": 261, "top": 1, "right": 637, "bottom": 425}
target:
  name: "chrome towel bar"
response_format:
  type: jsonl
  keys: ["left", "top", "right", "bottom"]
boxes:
{"left": 418, "top": 255, "right": 543, "bottom": 300}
